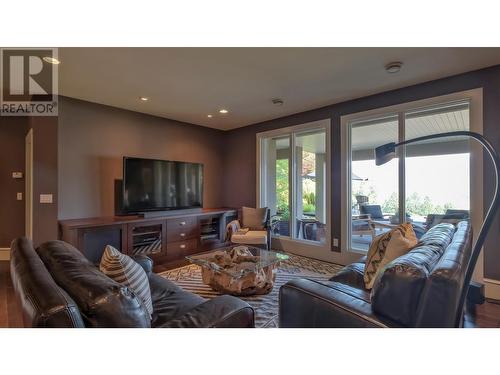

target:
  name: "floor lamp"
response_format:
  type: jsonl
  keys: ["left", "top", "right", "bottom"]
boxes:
{"left": 375, "top": 131, "right": 499, "bottom": 327}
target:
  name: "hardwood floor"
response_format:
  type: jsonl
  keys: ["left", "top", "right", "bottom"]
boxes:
{"left": 1, "top": 260, "right": 499, "bottom": 328}
{"left": 0, "top": 262, "right": 23, "bottom": 327}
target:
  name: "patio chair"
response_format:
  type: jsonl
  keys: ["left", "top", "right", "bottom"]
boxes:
{"left": 351, "top": 214, "right": 376, "bottom": 238}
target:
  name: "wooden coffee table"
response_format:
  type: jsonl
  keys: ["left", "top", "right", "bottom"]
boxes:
{"left": 186, "top": 246, "right": 289, "bottom": 296}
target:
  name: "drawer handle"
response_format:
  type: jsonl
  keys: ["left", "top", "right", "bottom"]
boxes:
{"left": 180, "top": 244, "right": 186, "bottom": 249}
{"left": 180, "top": 233, "right": 186, "bottom": 237}
{"left": 180, "top": 221, "right": 186, "bottom": 226}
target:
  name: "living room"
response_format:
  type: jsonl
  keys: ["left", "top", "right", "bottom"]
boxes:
{"left": 1, "top": 2, "right": 500, "bottom": 374}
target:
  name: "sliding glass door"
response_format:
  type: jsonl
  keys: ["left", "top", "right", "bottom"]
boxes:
{"left": 346, "top": 100, "right": 473, "bottom": 253}
{"left": 258, "top": 120, "right": 331, "bottom": 259}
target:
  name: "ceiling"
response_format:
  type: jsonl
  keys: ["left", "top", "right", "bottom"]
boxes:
{"left": 57, "top": 48, "right": 500, "bottom": 130}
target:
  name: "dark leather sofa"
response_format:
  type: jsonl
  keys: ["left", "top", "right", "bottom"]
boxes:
{"left": 279, "top": 221, "right": 472, "bottom": 327}
{"left": 10, "top": 238, "right": 254, "bottom": 328}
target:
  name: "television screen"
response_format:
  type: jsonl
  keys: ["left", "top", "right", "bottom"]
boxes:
{"left": 122, "top": 157, "right": 203, "bottom": 212}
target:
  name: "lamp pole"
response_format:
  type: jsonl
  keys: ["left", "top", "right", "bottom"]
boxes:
{"left": 375, "top": 131, "right": 499, "bottom": 327}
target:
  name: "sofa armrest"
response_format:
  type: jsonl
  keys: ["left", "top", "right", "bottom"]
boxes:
{"left": 132, "top": 255, "right": 153, "bottom": 275}
{"left": 158, "top": 295, "right": 255, "bottom": 328}
{"left": 279, "top": 278, "right": 392, "bottom": 328}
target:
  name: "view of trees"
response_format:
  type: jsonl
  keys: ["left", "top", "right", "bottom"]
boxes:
{"left": 276, "top": 151, "right": 317, "bottom": 220}
{"left": 276, "top": 159, "right": 289, "bottom": 219}
{"left": 353, "top": 184, "right": 453, "bottom": 217}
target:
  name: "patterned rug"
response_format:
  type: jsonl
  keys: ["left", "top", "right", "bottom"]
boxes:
{"left": 158, "top": 253, "right": 342, "bottom": 327}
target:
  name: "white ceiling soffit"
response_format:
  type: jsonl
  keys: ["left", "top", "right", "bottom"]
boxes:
{"left": 351, "top": 104, "right": 469, "bottom": 159}
{"left": 58, "top": 48, "right": 500, "bottom": 130}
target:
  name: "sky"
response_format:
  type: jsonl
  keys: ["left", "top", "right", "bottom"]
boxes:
{"left": 352, "top": 153, "right": 470, "bottom": 210}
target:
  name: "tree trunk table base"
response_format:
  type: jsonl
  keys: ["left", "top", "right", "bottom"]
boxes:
{"left": 187, "top": 246, "right": 288, "bottom": 296}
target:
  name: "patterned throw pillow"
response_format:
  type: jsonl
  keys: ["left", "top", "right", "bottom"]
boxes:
{"left": 364, "top": 223, "right": 417, "bottom": 290}
{"left": 100, "top": 245, "right": 153, "bottom": 317}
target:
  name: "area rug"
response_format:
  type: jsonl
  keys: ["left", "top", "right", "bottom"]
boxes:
{"left": 158, "top": 253, "right": 343, "bottom": 327}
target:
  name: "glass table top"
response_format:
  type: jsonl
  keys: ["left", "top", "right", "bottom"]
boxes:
{"left": 186, "top": 245, "right": 289, "bottom": 278}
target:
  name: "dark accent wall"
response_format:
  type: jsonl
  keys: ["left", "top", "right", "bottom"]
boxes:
{"left": 58, "top": 97, "right": 226, "bottom": 220}
{"left": 222, "top": 65, "right": 500, "bottom": 280}
{"left": 0, "top": 117, "right": 29, "bottom": 247}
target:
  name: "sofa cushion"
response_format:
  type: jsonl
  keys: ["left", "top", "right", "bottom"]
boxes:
{"left": 364, "top": 223, "right": 417, "bottom": 289}
{"left": 242, "top": 207, "right": 268, "bottom": 230}
{"left": 370, "top": 223, "right": 456, "bottom": 326}
{"left": 425, "top": 213, "right": 469, "bottom": 229}
{"left": 148, "top": 273, "right": 205, "bottom": 328}
{"left": 37, "top": 240, "right": 150, "bottom": 328}
{"left": 100, "top": 245, "right": 153, "bottom": 317}
{"left": 415, "top": 221, "right": 472, "bottom": 327}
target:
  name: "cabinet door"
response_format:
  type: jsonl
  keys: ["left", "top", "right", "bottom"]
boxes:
{"left": 78, "top": 224, "right": 127, "bottom": 264}
{"left": 127, "top": 220, "right": 167, "bottom": 260}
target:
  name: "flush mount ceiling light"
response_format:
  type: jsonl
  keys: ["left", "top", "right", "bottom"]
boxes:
{"left": 139, "top": 96, "right": 149, "bottom": 101}
{"left": 272, "top": 98, "right": 284, "bottom": 106}
{"left": 207, "top": 114, "right": 213, "bottom": 118}
{"left": 219, "top": 109, "right": 229, "bottom": 114}
{"left": 385, "top": 61, "right": 403, "bottom": 74}
{"left": 42, "top": 56, "right": 60, "bottom": 65}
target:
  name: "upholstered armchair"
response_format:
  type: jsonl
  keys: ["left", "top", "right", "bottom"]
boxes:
{"left": 226, "top": 207, "right": 271, "bottom": 250}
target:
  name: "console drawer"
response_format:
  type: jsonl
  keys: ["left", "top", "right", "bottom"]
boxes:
{"left": 166, "top": 239, "right": 198, "bottom": 259}
{"left": 166, "top": 225, "right": 199, "bottom": 242}
{"left": 167, "top": 217, "right": 197, "bottom": 231}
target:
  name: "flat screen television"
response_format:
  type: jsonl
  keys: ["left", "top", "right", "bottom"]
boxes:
{"left": 122, "top": 157, "right": 203, "bottom": 213}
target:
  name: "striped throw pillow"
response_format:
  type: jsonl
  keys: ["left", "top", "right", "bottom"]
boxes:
{"left": 100, "top": 245, "right": 153, "bottom": 317}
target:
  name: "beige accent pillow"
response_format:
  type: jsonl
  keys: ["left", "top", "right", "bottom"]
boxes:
{"left": 364, "top": 223, "right": 417, "bottom": 290}
{"left": 242, "top": 207, "right": 267, "bottom": 230}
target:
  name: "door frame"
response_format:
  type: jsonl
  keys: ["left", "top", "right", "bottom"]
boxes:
{"left": 256, "top": 119, "right": 335, "bottom": 262}
{"left": 340, "top": 88, "right": 483, "bottom": 273}
{"left": 25, "top": 128, "right": 33, "bottom": 240}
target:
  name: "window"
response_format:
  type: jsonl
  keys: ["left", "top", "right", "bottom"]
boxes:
{"left": 258, "top": 120, "right": 331, "bottom": 256}
{"left": 343, "top": 95, "right": 479, "bottom": 253}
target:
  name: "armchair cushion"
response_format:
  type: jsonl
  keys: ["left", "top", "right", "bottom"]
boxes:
{"left": 158, "top": 295, "right": 254, "bottom": 328}
{"left": 242, "top": 206, "right": 268, "bottom": 230}
{"left": 231, "top": 230, "right": 268, "bottom": 245}
{"left": 148, "top": 273, "right": 206, "bottom": 327}
{"left": 132, "top": 255, "right": 153, "bottom": 275}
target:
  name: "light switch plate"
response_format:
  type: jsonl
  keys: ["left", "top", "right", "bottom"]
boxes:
{"left": 12, "top": 172, "right": 23, "bottom": 179}
{"left": 40, "top": 194, "right": 53, "bottom": 204}
{"left": 17, "top": 192, "right": 23, "bottom": 200}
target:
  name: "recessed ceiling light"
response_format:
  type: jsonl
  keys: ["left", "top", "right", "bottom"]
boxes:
{"left": 139, "top": 97, "right": 149, "bottom": 101}
{"left": 385, "top": 61, "right": 403, "bottom": 74}
{"left": 42, "top": 56, "right": 60, "bottom": 65}
{"left": 272, "top": 98, "right": 284, "bottom": 106}
{"left": 207, "top": 114, "right": 213, "bottom": 118}
{"left": 219, "top": 109, "right": 229, "bottom": 114}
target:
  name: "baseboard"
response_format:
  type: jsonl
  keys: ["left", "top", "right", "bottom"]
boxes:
{"left": 484, "top": 278, "right": 500, "bottom": 301}
{"left": 0, "top": 247, "right": 10, "bottom": 261}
